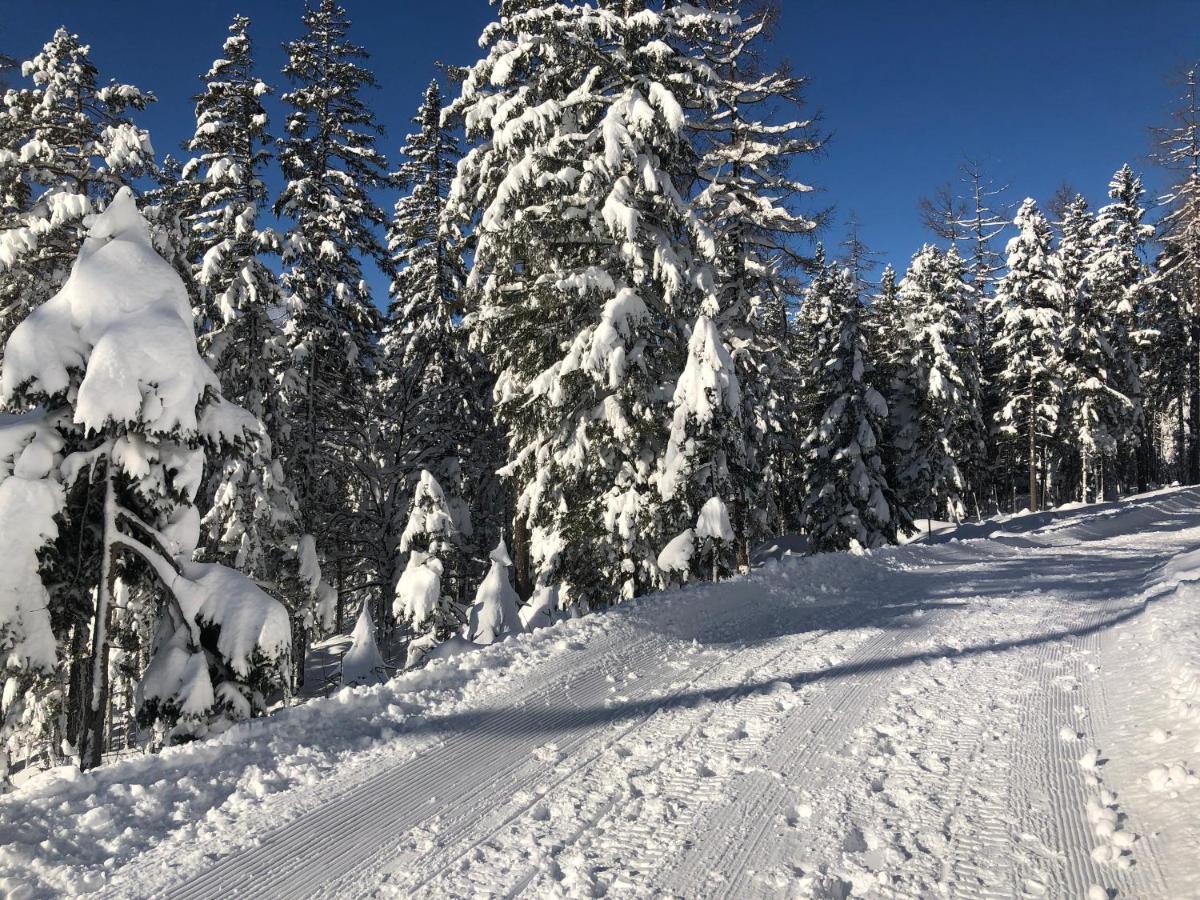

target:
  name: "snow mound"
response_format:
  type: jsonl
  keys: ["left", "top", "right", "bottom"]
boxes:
{"left": 341, "top": 605, "right": 386, "bottom": 687}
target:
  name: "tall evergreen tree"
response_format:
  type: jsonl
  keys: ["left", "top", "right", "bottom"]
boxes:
{"left": 447, "top": 1, "right": 729, "bottom": 608}
{"left": 1154, "top": 67, "right": 1200, "bottom": 484}
{"left": 689, "top": 3, "right": 822, "bottom": 562}
{"left": 181, "top": 17, "right": 317, "bottom": 674}
{"left": 1085, "top": 165, "right": 1152, "bottom": 492}
{"left": 275, "top": 0, "right": 393, "bottom": 652}
{"left": 1056, "top": 195, "right": 1129, "bottom": 501}
{"left": 658, "top": 315, "right": 743, "bottom": 580}
{"left": 0, "top": 191, "right": 290, "bottom": 774}
{"left": 0, "top": 28, "right": 153, "bottom": 355}
{"left": 800, "top": 265, "right": 897, "bottom": 551}
{"left": 994, "top": 199, "right": 1064, "bottom": 512}
{"left": 362, "top": 79, "right": 493, "bottom": 622}
{"left": 892, "top": 245, "right": 986, "bottom": 525}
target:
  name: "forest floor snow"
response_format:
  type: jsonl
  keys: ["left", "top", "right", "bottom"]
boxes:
{"left": 3, "top": 488, "right": 1200, "bottom": 898}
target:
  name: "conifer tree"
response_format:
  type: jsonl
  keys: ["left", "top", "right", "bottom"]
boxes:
{"left": 1055, "top": 195, "right": 1128, "bottom": 500}
{"left": 800, "top": 265, "right": 897, "bottom": 551}
{"left": 276, "top": 0, "right": 393, "bottom": 647}
{"left": 447, "top": 1, "right": 728, "bottom": 607}
{"left": 1086, "top": 165, "right": 1153, "bottom": 491}
{"left": 1154, "top": 68, "right": 1200, "bottom": 483}
{"left": 994, "top": 199, "right": 1065, "bottom": 511}
{"left": 657, "top": 316, "right": 743, "bottom": 580}
{"left": 465, "top": 539, "right": 522, "bottom": 645}
{"left": 0, "top": 28, "right": 154, "bottom": 354}
{"left": 177, "top": 17, "right": 329, "bottom": 690}
{"left": 365, "top": 80, "right": 493, "bottom": 613}
{"left": 393, "top": 470, "right": 466, "bottom": 666}
{"left": 893, "top": 245, "right": 986, "bottom": 524}
{"left": 181, "top": 17, "right": 309, "bottom": 618}
{"left": 690, "top": 2, "right": 822, "bottom": 562}
{"left": 0, "top": 190, "right": 290, "bottom": 774}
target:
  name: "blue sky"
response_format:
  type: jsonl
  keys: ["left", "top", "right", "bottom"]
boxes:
{"left": 3, "top": 0, "right": 1199, "bottom": 287}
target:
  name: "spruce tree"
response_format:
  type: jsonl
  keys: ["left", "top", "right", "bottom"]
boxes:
{"left": 1086, "top": 165, "right": 1153, "bottom": 492}
{"left": 893, "top": 245, "right": 986, "bottom": 525}
{"left": 1154, "top": 68, "right": 1200, "bottom": 483}
{"left": 393, "top": 470, "right": 466, "bottom": 666}
{"left": 994, "top": 199, "right": 1065, "bottom": 512}
{"left": 276, "top": 0, "right": 393, "bottom": 650}
{"left": 0, "top": 28, "right": 153, "bottom": 355}
{"left": 1056, "top": 195, "right": 1129, "bottom": 501}
{"left": 657, "top": 315, "right": 743, "bottom": 581}
{"left": 447, "top": 1, "right": 729, "bottom": 607}
{"left": 181, "top": 17, "right": 311, "bottom": 629}
{"left": 0, "top": 190, "right": 290, "bottom": 774}
{"left": 690, "top": 2, "right": 822, "bottom": 563}
{"left": 365, "top": 80, "right": 493, "bottom": 617}
{"left": 800, "top": 265, "right": 897, "bottom": 552}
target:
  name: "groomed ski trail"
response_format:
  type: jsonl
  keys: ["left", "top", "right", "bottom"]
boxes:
{"left": 5, "top": 489, "right": 1200, "bottom": 899}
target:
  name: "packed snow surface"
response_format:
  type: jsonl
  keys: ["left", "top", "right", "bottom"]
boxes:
{"left": 4, "top": 488, "right": 1200, "bottom": 898}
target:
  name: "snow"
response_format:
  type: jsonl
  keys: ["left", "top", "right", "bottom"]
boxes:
{"left": 181, "top": 562, "right": 291, "bottom": 679}
{"left": 340, "top": 606, "right": 386, "bottom": 687}
{"left": 657, "top": 528, "right": 695, "bottom": 574}
{"left": 465, "top": 539, "right": 522, "bottom": 645}
{"left": 695, "top": 496, "right": 734, "bottom": 543}
{"left": 3, "top": 489, "right": 1200, "bottom": 897}
{"left": 392, "top": 550, "right": 443, "bottom": 628}
{"left": 0, "top": 189, "right": 219, "bottom": 437}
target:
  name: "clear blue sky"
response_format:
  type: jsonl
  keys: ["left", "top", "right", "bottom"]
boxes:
{"left": 3, "top": 0, "right": 1199, "bottom": 287}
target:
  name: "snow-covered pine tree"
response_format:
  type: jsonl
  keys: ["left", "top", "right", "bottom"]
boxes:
{"left": 0, "top": 28, "right": 154, "bottom": 355}
{"left": 0, "top": 190, "right": 291, "bottom": 774}
{"left": 276, "top": 0, "right": 393, "bottom": 651}
{"left": 689, "top": 1, "right": 822, "bottom": 564}
{"left": 465, "top": 539, "right": 522, "bottom": 646}
{"left": 893, "top": 245, "right": 986, "bottom": 525}
{"left": 393, "top": 470, "right": 466, "bottom": 665}
{"left": 657, "top": 315, "right": 742, "bottom": 581}
{"left": 181, "top": 17, "right": 314, "bottom": 651}
{"left": 994, "top": 198, "right": 1065, "bottom": 512}
{"left": 800, "top": 264, "right": 898, "bottom": 552}
{"left": 921, "top": 158, "right": 1010, "bottom": 512}
{"left": 1055, "top": 195, "right": 1129, "bottom": 501}
{"left": 1084, "top": 165, "right": 1152, "bottom": 493}
{"left": 1154, "top": 68, "right": 1200, "bottom": 484}
{"left": 447, "top": 1, "right": 726, "bottom": 608}
{"left": 365, "top": 79, "right": 495, "bottom": 618}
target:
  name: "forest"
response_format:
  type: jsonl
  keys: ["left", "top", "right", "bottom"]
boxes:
{"left": 1, "top": 0, "right": 1198, "bottom": 786}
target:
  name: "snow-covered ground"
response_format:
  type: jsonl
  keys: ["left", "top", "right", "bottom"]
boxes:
{"left": 3, "top": 488, "right": 1200, "bottom": 899}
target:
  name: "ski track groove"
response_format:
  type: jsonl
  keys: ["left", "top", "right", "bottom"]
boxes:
{"left": 654, "top": 625, "right": 919, "bottom": 898}
{"left": 158, "top": 636, "right": 670, "bottom": 899}
{"left": 324, "top": 597, "right": 895, "bottom": 897}
{"left": 400, "top": 633, "right": 805, "bottom": 898}
{"left": 150, "top": 593, "right": 863, "bottom": 900}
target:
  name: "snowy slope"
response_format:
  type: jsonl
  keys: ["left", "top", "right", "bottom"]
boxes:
{"left": 3, "top": 489, "right": 1200, "bottom": 898}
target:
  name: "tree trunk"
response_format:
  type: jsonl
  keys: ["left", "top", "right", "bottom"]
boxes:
{"left": 1177, "top": 390, "right": 1187, "bottom": 482}
{"left": 1081, "top": 448, "right": 1090, "bottom": 503}
{"left": 336, "top": 554, "right": 345, "bottom": 635}
{"left": 80, "top": 471, "right": 117, "bottom": 771}
{"left": 512, "top": 509, "right": 533, "bottom": 602}
{"left": 1190, "top": 316, "right": 1200, "bottom": 484}
{"left": 1028, "top": 408, "right": 1039, "bottom": 513}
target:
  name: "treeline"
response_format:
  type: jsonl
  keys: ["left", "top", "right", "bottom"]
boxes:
{"left": 0, "top": 1, "right": 1196, "bottom": 782}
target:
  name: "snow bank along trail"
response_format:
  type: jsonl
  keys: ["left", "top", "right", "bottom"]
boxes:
{"left": 3, "top": 489, "right": 1200, "bottom": 898}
